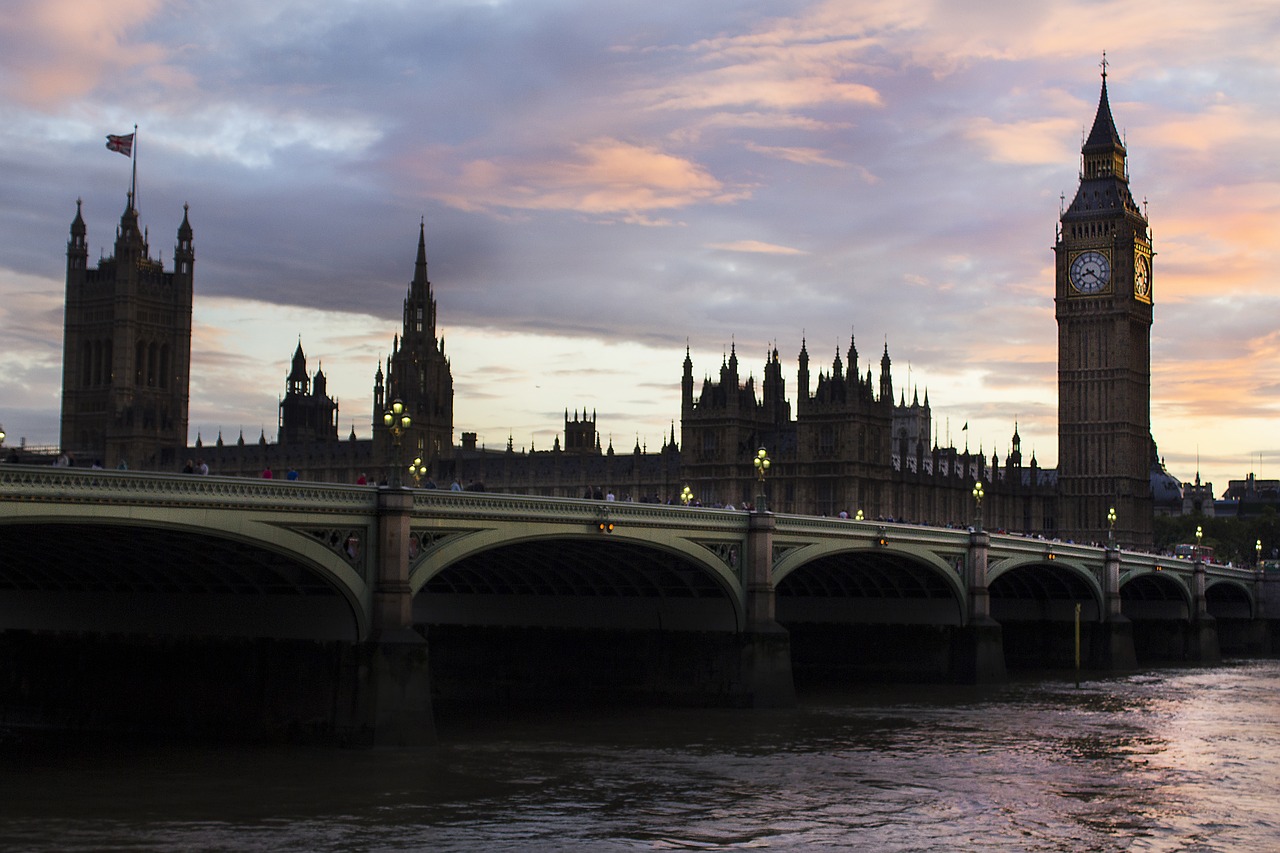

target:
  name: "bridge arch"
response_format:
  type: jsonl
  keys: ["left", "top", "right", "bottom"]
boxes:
{"left": 1119, "top": 569, "right": 1191, "bottom": 621}
{"left": 773, "top": 542, "right": 966, "bottom": 626}
{"left": 410, "top": 526, "right": 745, "bottom": 632}
{"left": 0, "top": 508, "right": 369, "bottom": 642}
{"left": 1206, "top": 578, "right": 1255, "bottom": 620}
{"left": 988, "top": 557, "right": 1104, "bottom": 621}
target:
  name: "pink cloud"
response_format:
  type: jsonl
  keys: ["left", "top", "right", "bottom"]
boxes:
{"left": 963, "top": 116, "right": 1078, "bottom": 165}
{"left": 743, "top": 141, "right": 847, "bottom": 168}
{"left": 646, "top": 67, "right": 881, "bottom": 113}
{"left": 706, "top": 240, "right": 807, "bottom": 255}
{"left": 418, "top": 138, "right": 749, "bottom": 218}
{"left": 0, "top": 0, "right": 168, "bottom": 105}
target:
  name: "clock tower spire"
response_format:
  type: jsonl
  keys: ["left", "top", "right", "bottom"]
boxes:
{"left": 1055, "top": 62, "right": 1154, "bottom": 547}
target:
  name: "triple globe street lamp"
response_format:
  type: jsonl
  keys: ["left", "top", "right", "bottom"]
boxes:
{"left": 409, "top": 456, "right": 427, "bottom": 487}
{"left": 971, "top": 480, "right": 985, "bottom": 531}
{"left": 753, "top": 447, "right": 770, "bottom": 512}
{"left": 382, "top": 399, "right": 411, "bottom": 487}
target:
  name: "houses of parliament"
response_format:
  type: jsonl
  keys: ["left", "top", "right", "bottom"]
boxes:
{"left": 53, "top": 73, "right": 1157, "bottom": 546}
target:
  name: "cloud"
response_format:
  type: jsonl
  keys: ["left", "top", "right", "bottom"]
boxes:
{"left": 419, "top": 137, "right": 749, "bottom": 218}
{"left": 706, "top": 240, "right": 807, "bottom": 255}
{"left": 0, "top": 0, "right": 170, "bottom": 105}
{"left": 963, "top": 116, "right": 1079, "bottom": 166}
{"left": 743, "top": 141, "right": 848, "bottom": 167}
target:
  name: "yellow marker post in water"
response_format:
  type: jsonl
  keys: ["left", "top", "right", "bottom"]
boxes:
{"left": 1074, "top": 602, "right": 1082, "bottom": 689}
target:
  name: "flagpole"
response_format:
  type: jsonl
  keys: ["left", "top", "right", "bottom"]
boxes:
{"left": 131, "top": 124, "right": 138, "bottom": 210}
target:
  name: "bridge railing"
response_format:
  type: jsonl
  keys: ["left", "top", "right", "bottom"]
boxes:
{"left": 0, "top": 464, "right": 377, "bottom": 512}
{"left": 409, "top": 488, "right": 753, "bottom": 532}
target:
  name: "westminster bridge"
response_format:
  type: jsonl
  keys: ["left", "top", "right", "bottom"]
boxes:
{"left": 1, "top": 466, "right": 1273, "bottom": 743}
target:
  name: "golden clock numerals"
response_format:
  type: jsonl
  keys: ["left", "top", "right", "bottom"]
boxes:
{"left": 1134, "top": 255, "right": 1151, "bottom": 298}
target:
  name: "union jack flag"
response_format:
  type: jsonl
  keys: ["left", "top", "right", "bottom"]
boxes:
{"left": 105, "top": 133, "right": 134, "bottom": 157}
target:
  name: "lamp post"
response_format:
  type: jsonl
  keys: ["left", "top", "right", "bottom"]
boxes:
{"left": 408, "top": 456, "right": 426, "bottom": 487}
{"left": 971, "top": 480, "right": 985, "bottom": 531}
{"left": 680, "top": 485, "right": 693, "bottom": 507}
{"left": 382, "top": 398, "right": 411, "bottom": 487}
{"left": 1195, "top": 524, "right": 1203, "bottom": 560}
{"left": 1107, "top": 506, "right": 1117, "bottom": 549}
{"left": 855, "top": 509, "right": 864, "bottom": 521}
{"left": 1257, "top": 539, "right": 1263, "bottom": 569}
{"left": 753, "top": 447, "right": 770, "bottom": 512}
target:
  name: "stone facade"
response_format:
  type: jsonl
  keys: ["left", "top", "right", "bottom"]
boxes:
{"left": 1054, "top": 71, "right": 1155, "bottom": 547}
{"left": 60, "top": 196, "right": 194, "bottom": 470}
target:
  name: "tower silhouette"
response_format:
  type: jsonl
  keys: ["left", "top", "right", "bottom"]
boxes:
{"left": 60, "top": 196, "right": 193, "bottom": 470}
{"left": 1055, "top": 65, "right": 1154, "bottom": 546}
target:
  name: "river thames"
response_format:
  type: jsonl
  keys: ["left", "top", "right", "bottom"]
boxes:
{"left": 3, "top": 660, "right": 1278, "bottom": 851}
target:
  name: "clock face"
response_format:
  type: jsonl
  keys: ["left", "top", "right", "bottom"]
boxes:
{"left": 1070, "top": 250, "right": 1111, "bottom": 294}
{"left": 1134, "top": 255, "right": 1151, "bottom": 299}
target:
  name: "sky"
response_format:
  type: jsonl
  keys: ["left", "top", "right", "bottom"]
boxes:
{"left": 1, "top": 0, "right": 1278, "bottom": 496}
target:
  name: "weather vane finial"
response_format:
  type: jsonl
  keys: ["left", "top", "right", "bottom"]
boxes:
{"left": 1100, "top": 51, "right": 1108, "bottom": 80}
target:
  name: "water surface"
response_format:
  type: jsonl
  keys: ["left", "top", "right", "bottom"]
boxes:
{"left": 4, "top": 662, "right": 1278, "bottom": 851}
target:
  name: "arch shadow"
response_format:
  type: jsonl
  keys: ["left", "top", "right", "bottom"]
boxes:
{"left": 0, "top": 519, "right": 365, "bottom": 642}
{"left": 412, "top": 530, "right": 742, "bottom": 632}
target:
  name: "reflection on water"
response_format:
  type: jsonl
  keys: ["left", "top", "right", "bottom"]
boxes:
{"left": 3, "top": 662, "right": 1279, "bottom": 851}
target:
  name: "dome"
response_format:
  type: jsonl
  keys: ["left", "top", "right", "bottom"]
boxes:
{"left": 1150, "top": 459, "right": 1184, "bottom": 507}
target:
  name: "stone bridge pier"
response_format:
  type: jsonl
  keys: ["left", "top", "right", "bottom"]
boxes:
{"left": 357, "top": 488, "right": 434, "bottom": 747}
{"left": 1187, "top": 558, "right": 1221, "bottom": 663}
{"left": 954, "top": 530, "right": 1005, "bottom": 683}
{"left": 741, "top": 512, "right": 796, "bottom": 707}
{"left": 1097, "top": 548, "right": 1138, "bottom": 670}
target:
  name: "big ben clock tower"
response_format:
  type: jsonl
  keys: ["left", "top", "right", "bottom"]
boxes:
{"left": 1056, "top": 63, "right": 1154, "bottom": 547}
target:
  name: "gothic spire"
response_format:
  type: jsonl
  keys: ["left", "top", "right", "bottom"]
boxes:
{"left": 414, "top": 217, "right": 428, "bottom": 285}
{"left": 178, "top": 202, "right": 193, "bottom": 241}
{"left": 288, "top": 337, "right": 308, "bottom": 385}
{"left": 1069, "top": 56, "right": 1136, "bottom": 199}
{"left": 1084, "top": 54, "right": 1125, "bottom": 155}
{"left": 403, "top": 218, "right": 437, "bottom": 342}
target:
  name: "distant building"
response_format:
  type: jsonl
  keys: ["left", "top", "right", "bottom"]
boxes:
{"left": 371, "top": 223, "right": 454, "bottom": 478}
{"left": 677, "top": 338, "right": 1057, "bottom": 530}
{"left": 1221, "top": 474, "right": 1280, "bottom": 517}
{"left": 1182, "top": 473, "right": 1216, "bottom": 518}
{"left": 59, "top": 195, "right": 193, "bottom": 470}
{"left": 279, "top": 340, "right": 338, "bottom": 445}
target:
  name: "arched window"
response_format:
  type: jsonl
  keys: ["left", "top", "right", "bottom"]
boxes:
{"left": 819, "top": 425, "right": 835, "bottom": 455}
